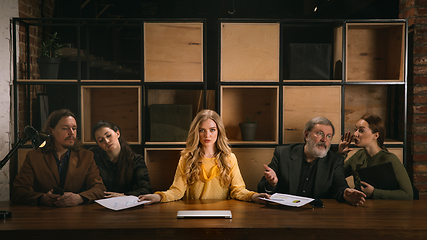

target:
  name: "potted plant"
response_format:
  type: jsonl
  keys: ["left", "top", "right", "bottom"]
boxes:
{"left": 239, "top": 116, "right": 258, "bottom": 141}
{"left": 37, "top": 32, "right": 62, "bottom": 79}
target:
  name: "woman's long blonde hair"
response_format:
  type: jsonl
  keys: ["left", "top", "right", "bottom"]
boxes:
{"left": 181, "top": 109, "right": 232, "bottom": 186}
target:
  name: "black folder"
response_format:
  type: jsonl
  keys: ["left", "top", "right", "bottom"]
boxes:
{"left": 356, "top": 162, "right": 399, "bottom": 190}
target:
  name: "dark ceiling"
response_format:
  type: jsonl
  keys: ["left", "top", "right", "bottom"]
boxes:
{"left": 53, "top": 0, "right": 399, "bottom": 20}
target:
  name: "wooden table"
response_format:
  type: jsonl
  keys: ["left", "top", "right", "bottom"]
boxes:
{"left": 1, "top": 199, "right": 426, "bottom": 239}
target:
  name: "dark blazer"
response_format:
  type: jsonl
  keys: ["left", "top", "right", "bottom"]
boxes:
{"left": 90, "top": 146, "right": 152, "bottom": 196}
{"left": 257, "top": 143, "right": 348, "bottom": 201}
{"left": 11, "top": 148, "right": 106, "bottom": 206}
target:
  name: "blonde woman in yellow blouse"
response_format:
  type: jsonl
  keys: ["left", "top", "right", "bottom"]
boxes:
{"left": 138, "top": 109, "right": 270, "bottom": 204}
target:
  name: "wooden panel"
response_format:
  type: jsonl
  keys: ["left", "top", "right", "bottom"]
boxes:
{"left": 221, "top": 23, "right": 280, "bottom": 82}
{"left": 81, "top": 86, "right": 141, "bottom": 144}
{"left": 344, "top": 85, "right": 389, "bottom": 138}
{"left": 283, "top": 86, "right": 341, "bottom": 144}
{"left": 346, "top": 23, "right": 404, "bottom": 82}
{"left": 3, "top": 200, "right": 427, "bottom": 240}
{"left": 144, "top": 22, "right": 203, "bottom": 82}
{"left": 333, "top": 26, "right": 343, "bottom": 80}
{"left": 232, "top": 148, "right": 275, "bottom": 192}
{"left": 82, "top": 87, "right": 92, "bottom": 144}
{"left": 220, "top": 86, "right": 279, "bottom": 143}
{"left": 345, "top": 148, "right": 404, "bottom": 188}
{"left": 145, "top": 148, "right": 182, "bottom": 192}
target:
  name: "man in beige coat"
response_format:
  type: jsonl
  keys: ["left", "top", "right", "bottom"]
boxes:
{"left": 11, "top": 109, "right": 105, "bottom": 206}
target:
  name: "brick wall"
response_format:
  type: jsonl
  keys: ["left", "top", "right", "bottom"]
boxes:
{"left": 400, "top": 0, "right": 427, "bottom": 199}
{"left": 17, "top": 0, "right": 55, "bottom": 133}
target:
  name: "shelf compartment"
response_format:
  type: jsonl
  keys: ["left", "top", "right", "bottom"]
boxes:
{"left": 283, "top": 86, "right": 341, "bottom": 144}
{"left": 232, "top": 148, "right": 275, "bottom": 191}
{"left": 220, "top": 86, "right": 279, "bottom": 144}
{"left": 80, "top": 24, "right": 142, "bottom": 80}
{"left": 282, "top": 24, "right": 343, "bottom": 82}
{"left": 145, "top": 148, "right": 182, "bottom": 192}
{"left": 144, "top": 22, "right": 203, "bottom": 82}
{"left": 146, "top": 89, "right": 215, "bottom": 144}
{"left": 221, "top": 23, "right": 280, "bottom": 82}
{"left": 333, "top": 26, "right": 344, "bottom": 81}
{"left": 346, "top": 23, "right": 405, "bottom": 82}
{"left": 16, "top": 22, "right": 80, "bottom": 81}
{"left": 344, "top": 85, "right": 404, "bottom": 144}
{"left": 16, "top": 84, "right": 79, "bottom": 133}
{"left": 81, "top": 86, "right": 141, "bottom": 144}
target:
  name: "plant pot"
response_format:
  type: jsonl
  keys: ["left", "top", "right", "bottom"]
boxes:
{"left": 37, "top": 57, "right": 61, "bottom": 79}
{"left": 239, "top": 122, "right": 258, "bottom": 141}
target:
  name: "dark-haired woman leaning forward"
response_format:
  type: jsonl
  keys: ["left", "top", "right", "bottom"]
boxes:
{"left": 90, "top": 120, "right": 152, "bottom": 198}
{"left": 338, "top": 114, "right": 413, "bottom": 200}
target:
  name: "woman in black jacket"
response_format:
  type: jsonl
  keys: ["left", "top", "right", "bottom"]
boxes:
{"left": 90, "top": 120, "right": 152, "bottom": 197}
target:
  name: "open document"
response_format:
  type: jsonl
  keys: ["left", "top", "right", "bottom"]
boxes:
{"left": 259, "top": 193, "right": 314, "bottom": 207}
{"left": 95, "top": 196, "right": 150, "bottom": 211}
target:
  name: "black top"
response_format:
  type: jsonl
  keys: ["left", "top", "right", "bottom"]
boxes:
{"left": 296, "top": 153, "right": 319, "bottom": 198}
{"left": 90, "top": 146, "right": 152, "bottom": 196}
{"left": 53, "top": 150, "right": 71, "bottom": 189}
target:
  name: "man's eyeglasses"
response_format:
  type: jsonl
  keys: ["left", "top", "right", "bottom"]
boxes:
{"left": 312, "top": 131, "right": 333, "bottom": 142}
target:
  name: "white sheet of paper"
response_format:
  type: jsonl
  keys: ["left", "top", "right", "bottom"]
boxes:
{"left": 95, "top": 196, "right": 150, "bottom": 211}
{"left": 260, "top": 193, "right": 314, "bottom": 207}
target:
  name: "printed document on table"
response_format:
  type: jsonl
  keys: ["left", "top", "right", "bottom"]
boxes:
{"left": 95, "top": 196, "right": 150, "bottom": 211}
{"left": 259, "top": 193, "right": 314, "bottom": 207}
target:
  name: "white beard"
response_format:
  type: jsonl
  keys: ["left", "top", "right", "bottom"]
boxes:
{"left": 306, "top": 135, "right": 329, "bottom": 158}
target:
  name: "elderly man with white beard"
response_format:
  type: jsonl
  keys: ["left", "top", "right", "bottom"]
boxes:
{"left": 257, "top": 117, "right": 366, "bottom": 206}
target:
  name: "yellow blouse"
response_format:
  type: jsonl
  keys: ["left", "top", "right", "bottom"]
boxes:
{"left": 155, "top": 153, "right": 256, "bottom": 202}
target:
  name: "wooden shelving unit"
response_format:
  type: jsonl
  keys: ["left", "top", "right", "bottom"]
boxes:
{"left": 11, "top": 18, "right": 407, "bottom": 192}
{"left": 218, "top": 19, "right": 407, "bottom": 187}
{"left": 12, "top": 18, "right": 208, "bottom": 186}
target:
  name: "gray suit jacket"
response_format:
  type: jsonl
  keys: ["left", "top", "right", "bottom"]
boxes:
{"left": 257, "top": 143, "right": 348, "bottom": 201}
